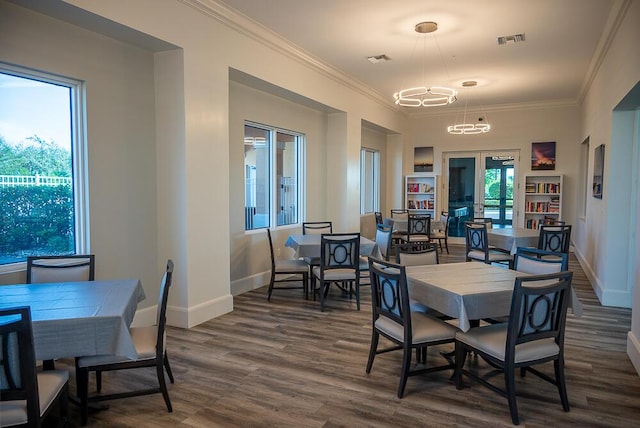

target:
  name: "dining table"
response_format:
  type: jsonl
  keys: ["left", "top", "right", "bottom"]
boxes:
{"left": 285, "top": 234, "right": 378, "bottom": 259}
{"left": 487, "top": 227, "right": 540, "bottom": 255}
{"left": 406, "top": 262, "right": 582, "bottom": 332}
{"left": 0, "top": 279, "right": 145, "bottom": 361}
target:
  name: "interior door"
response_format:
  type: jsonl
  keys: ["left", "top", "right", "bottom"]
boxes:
{"left": 443, "top": 151, "right": 519, "bottom": 239}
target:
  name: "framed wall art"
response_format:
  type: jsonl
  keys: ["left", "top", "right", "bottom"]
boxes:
{"left": 413, "top": 146, "right": 434, "bottom": 173}
{"left": 593, "top": 144, "right": 604, "bottom": 199}
{"left": 531, "top": 141, "right": 556, "bottom": 171}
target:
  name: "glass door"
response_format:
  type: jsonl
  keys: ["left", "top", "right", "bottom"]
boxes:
{"left": 443, "top": 151, "right": 519, "bottom": 238}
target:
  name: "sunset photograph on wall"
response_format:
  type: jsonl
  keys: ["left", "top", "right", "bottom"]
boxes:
{"left": 531, "top": 141, "right": 556, "bottom": 170}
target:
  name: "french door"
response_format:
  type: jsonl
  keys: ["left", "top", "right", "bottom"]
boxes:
{"left": 443, "top": 151, "right": 520, "bottom": 239}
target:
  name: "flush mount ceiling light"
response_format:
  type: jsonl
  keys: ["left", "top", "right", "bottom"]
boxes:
{"left": 393, "top": 21, "right": 457, "bottom": 107}
{"left": 447, "top": 81, "right": 491, "bottom": 135}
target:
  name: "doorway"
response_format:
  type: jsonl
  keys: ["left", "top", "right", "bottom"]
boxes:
{"left": 443, "top": 151, "right": 519, "bottom": 238}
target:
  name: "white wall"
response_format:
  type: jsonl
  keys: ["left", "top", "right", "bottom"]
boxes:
{"left": 578, "top": 0, "right": 640, "bottom": 373}
{"left": 402, "top": 105, "right": 581, "bottom": 228}
{"left": 0, "top": 2, "right": 160, "bottom": 317}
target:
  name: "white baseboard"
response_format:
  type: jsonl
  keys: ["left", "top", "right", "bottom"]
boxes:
{"left": 573, "top": 246, "right": 632, "bottom": 308}
{"left": 133, "top": 294, "right": 234, "bottom": 329}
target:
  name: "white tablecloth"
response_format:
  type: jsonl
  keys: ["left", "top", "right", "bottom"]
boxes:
{"left": 0, "top": 279, "right": 145, "bottom": 360}
{"left": 488, "top": 227, "right": 540, "bottom": 254}
{"left": 285, "top": 235, "right": 377, "bottom": 259}
{"left": 406, "top": 262, "right": 581, "bottom": 331}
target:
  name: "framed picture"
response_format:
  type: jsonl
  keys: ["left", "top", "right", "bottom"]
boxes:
{"left": 593, "top": 144, "right": 604, "bottom": 199}
{"left": 531, "top": 141, "right": 556, "bottom": 170}
{"left": 414, "top": 146, "right": 434, "bottom": 172}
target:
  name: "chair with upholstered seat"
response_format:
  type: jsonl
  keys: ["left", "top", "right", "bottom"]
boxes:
{"left": 374, "top": 212, "right": 383, "bottom": 226}
{"left": 27, "top": 254, "right": 95, "bottom": 370}
{"left": 366, "top": 258, "right": 458, "bottom": 398}
{"left": 465, "top": 222, "right": 513, "bottom": 269}
{"left": 302, "top": 221, "right": 332, "bottom": 235}
{"left": 454, "top": 271, "right": 574, "bottom": 425}
{"left": 400, "top": 214, "right": 431, "bottom": 244}
{"left": 514, "top": 247, "right": 568, "bottom": 273}
{"left": 538, "top": 224, "right": 572, "bottom": 253}
{"left": 430, "top": 212, "right": 451, "bottom": 254}
{"left": 27, "top": 254, "right": 95, "bottom": 284}
{"left": 395, "top": 241, "right": 439, "bottom": 266}
{"left": 390, "top": 209, "right": 409, "bottom": 246}
{"left": 0, "top": 306, "right": 69, "bottom": 428}
{"left": 76, "top": 260, "right": 175, "bottom": 426}
{"left": 266, "top": 229, "right": 309, "bottom": 300}
{"left": 359, "top": 225, "right": 393, "bottom": 286}
{"left": 311, "top": 233, "right": 360, "bottom": 311}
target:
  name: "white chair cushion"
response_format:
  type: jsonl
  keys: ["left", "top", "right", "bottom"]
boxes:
{"left": 275, "top": 259, "right": 309, "bottom": 273}
{"left": 456, "top": 323, "right": 560, "bottom": 363}
{"left": 467, "top": 249, "right": 512, "bottom": 262}
{"left": 0, "top": 371, "right": 68, "bottom": 426}
{"left": 375, "top": 313, "right": 458, "bottom": 344}
{"left": 77, "top": 325, "right": 158, "bottom": 367}
{"left": 312, "top": 267, "right": 356, "bottom": 281}
{"left": 515, "top": 257, "right": 562, "bottom": 274}
{"left": 399, "top": 251, "right": 438, "bottom": 267}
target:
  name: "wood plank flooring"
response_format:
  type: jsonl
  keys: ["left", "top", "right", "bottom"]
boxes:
{"left": 55, "top": 245, "right": 639, "bottom": 427}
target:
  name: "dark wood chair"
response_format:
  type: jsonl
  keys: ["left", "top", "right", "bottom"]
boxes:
{"left": 401, "top": 214, "right": 431, "bottom": 244}
{"left": 514, "top": 247, "right": 568, "bottom": 273}
{"left": 538, "top": 224, "right": 572, "bottom": 253}
{"left": 366, "top": 258, "right": 458, "bottom": 398}
{"left": 266, "top": 229, "right": 309, "bottom": 300}
{"left": 430, "top": 212, "right": 451, "bottom": 254}
{"left": 374, "top": 211, "right": 383, "bottom": 225}
{"left": 0, "top": 306, "right": 69, "bottom": 427}
{"left": 311, "top": 233, "right": 360, "bottom": 312}
{"left": 76, "top": 260, "right": 175, "bottom": 426}
{"left": 26, "top": 254, "right": 95, "bottom": 370}
{"left": 395, "top": 241, "right": 439, "bottom": 266}
{"left": 26, "top": 254, "right": 95, "bottom": 284}
{"left": 454, "top": 271, "right": 574, "bottom": 425}
{"left": 464, "top": 222, "right": 513, "bottom": 269}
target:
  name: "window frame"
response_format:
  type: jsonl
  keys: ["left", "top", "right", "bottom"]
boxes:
{"left": 0, "top": 63, "right": 89, "bottom": 272}
{"left": 360, "top": 147, "right": 380, "bottom": 214}
{"left": 243, "top": 121, "right": 305, "bottom": 232}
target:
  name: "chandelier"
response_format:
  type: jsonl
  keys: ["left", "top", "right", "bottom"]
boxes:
{"left": 447, "top": 81, "right": 491, "bottom": 135}
{"left": 393, "top": 21, "right": 457, "bottom": 108}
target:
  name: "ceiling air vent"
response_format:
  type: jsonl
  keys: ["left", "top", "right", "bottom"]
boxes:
{"left": 366, "top": 54, "right": 391, "bottom": 64}
{"left": 497, "top": 33, "right": 526, "bottom": 46}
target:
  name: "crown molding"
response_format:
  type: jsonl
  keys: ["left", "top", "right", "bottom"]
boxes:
{"left": 577, "top": 0, "right": 631, "bottom": 104}
{"left": 178, "top": 0, "right": 401, "bottom": 115}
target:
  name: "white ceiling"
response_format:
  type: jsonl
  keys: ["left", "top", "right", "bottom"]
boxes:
{"left": 218, "top": 0, "right": 619, "bottom": 111}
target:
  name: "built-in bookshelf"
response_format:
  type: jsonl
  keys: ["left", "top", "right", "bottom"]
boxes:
{"left": 523, "top": 174, "right": 563, "bottom": 229}
{"left": 405, "top": 174, "right": 437, "bottom": 218}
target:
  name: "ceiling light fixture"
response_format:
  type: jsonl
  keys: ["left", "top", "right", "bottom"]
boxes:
{"left": 447, "top": 81, "right": 491, "bottom": 135}
{"left": 393, "top": 21, "right": 457, "bottom": 107}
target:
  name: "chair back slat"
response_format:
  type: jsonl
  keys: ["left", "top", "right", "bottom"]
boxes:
{"left": 155, "top": 260, "right": 174, "bottom": 356}
{"left": 320, "top": 233, "right": 360, "bottom": 270}
{"left": 302, "top": 221, "right": 332, "bottom": 235}
{"left": 374, "top": 225, "right": 393, "bottom": 261}
{"left": 506, "top": 272, "right": 573, "bottom": 358}
{"left": 514, "top": 247, "right": 568, "bottom": 274}
{"left": 538, "top": 225, "right": 572, "bottom": 253}
{"left": 395, "top": 242, "right": 439, "bottom": 266}
{"left": 0, "top": 306, "right": 40, "bottom": 423}
{"left": 27, "top": 255, "right": 95, "bottom": 283}
{"left": 368, "top": 258, "right": 410, "bottom": 335}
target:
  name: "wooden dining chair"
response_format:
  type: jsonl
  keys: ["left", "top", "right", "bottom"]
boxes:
{"left": 76, "top": 260, "right": 175, "bottom": 426}
{"left": 454, "top": 271, "right": 574, "bottom": 425}
{"left": 538, "top": 224, "right": 572, "bottom": 253}
{"left": 464, "top": 222, "right": 513, "bottom": 269}
{"left": 302, "top": 221, "right": 332, "bottom": 235}
{"left": 366, "top": 258, "right": 458, "bottom": 398}
{"left": 401, "top": 214, "right": 431, "bottom": 244}
{"left": 430, "top": 212, "right": 451, "bottom": 254}
{"left": 266, "top": 229, "right": 309, "bottom": 300}
{"left": 374, "top": 211, "right": 383, "bottom": 226}
{"left": 311, "top": 233, "right": 360, "bottom": 311}
{"left": 26, "top": 254, "right": 95, "bottom": 284}
{"left": 0, "top": 306, "right": 69, "bottom": 428}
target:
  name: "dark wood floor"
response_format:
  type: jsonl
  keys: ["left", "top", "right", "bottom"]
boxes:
{"left": 56, "top": 244, "right": 639, "bottom": 427}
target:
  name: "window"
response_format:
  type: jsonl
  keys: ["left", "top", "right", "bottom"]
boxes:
{"left": 0, "top": 64, "right": 88, "bottom": 267}
{"left": 243, "top": 122, "right": 303, "bottom": 230}
{"left": 360, "top": 148, "right": 380, "bottom": 214}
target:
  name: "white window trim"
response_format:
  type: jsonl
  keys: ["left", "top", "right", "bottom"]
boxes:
{"left": 0, "top": 63, "right": 89, "bottom": 273}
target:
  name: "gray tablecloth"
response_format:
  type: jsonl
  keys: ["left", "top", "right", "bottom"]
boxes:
{"left": 488, "top": 228, "right": 540, "bottom": 254}
{"left": 285, "top": 234, "right": 377, "bottom": 259}
{"left": 0, "top": 279, "right": 145, "bottom": 360}
{"left": 406, "top": 262, "right": 581, "bottom": 331}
